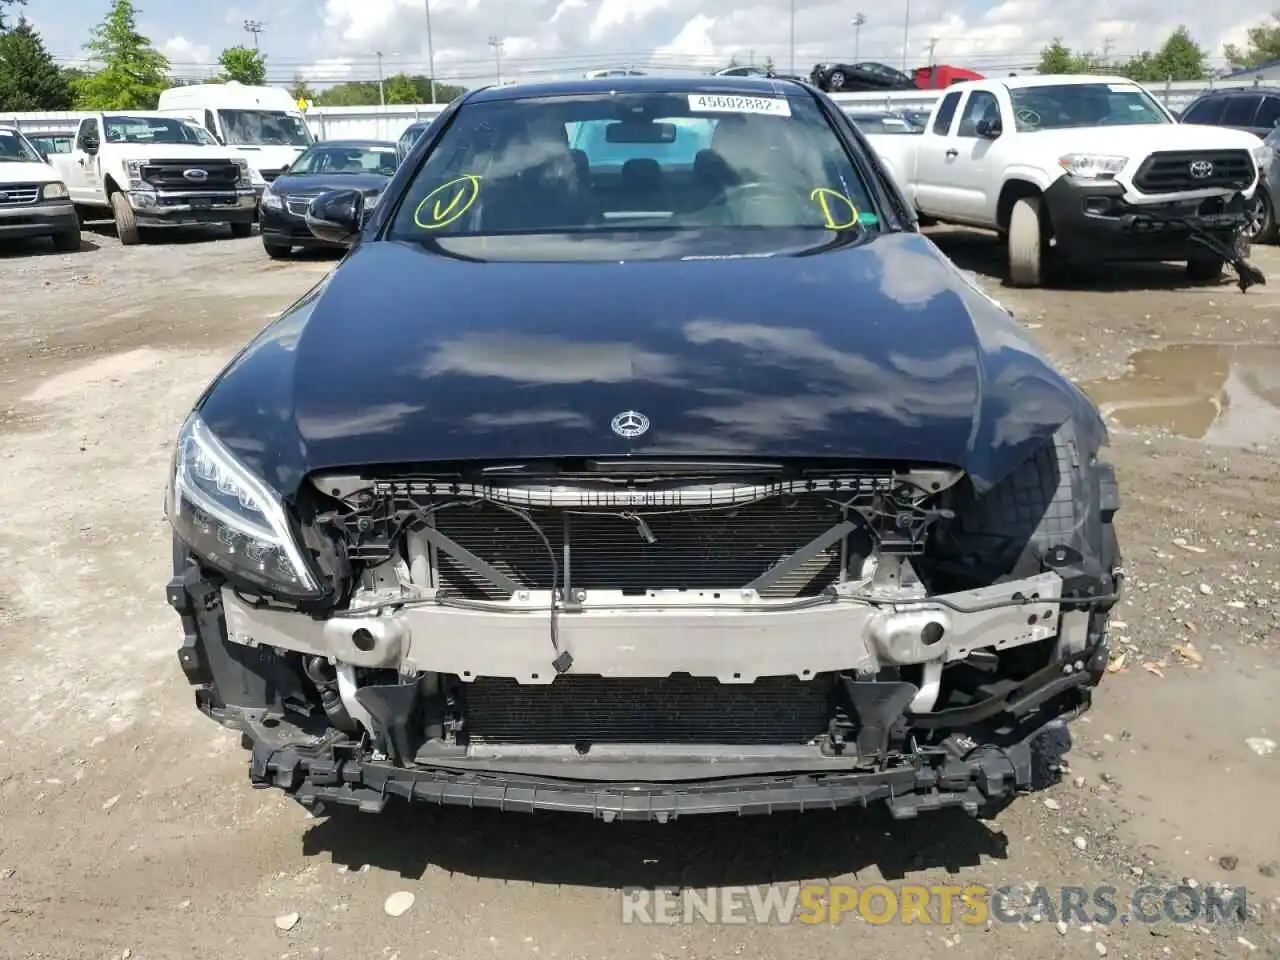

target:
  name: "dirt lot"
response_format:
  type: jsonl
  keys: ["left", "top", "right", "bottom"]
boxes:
{"left": 1, "top": 225, "right": 1278, "bottom": 960}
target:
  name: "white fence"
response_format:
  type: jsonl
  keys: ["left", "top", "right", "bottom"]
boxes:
{"left": 3, "top": 77, "right": 1264, "bottom": 144}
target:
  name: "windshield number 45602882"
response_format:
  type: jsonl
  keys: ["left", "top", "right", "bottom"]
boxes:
{"left": 687, "top": 94, "right": 793, "bottom": 117}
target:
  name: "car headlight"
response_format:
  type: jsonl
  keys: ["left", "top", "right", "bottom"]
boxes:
{"left": 1058, "top": 153, "right": 1128, "bottom": 180}
{"left": 260, "top": 184, "right": 283, "bottom": 210}
{"left": 124, "top": 159, "right": 145, "bottom": 187}
{"left": 363, "top": 191, "right": 380, "bottom": 211}
{"left": 233, "top": 159, "right": 252, "bottom": 187}
{"left": 1254, "top": 142, "right": 1275, "bottom": 173}
{"left": 41, "top": 181, "right": 69, "bottom": 200}
{"left": 166, "top": 413, "right": 320, "bottom": 597}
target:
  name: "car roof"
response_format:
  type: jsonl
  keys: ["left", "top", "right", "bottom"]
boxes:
{"left": 1000, "top": 74, "right": 1142, "bottom": 89}
{"left": 1189, "top": 86, "right": 1280, "bottom": 98}
{"left": 466, "top": 74, "right": 807, "bottom": 103}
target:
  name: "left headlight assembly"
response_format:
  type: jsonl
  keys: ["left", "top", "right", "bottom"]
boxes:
{"left": 167, "top": 413, "right": 321, "bottom": 599}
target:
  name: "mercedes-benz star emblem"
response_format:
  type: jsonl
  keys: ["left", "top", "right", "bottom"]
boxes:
{"left": 183, "top": 168, "right": 209, "bottom": 182}
{"left": 1188, "top": 160, "right": 1214, "bottom": 179}
{"left": 610, "top": 410, "right": 650, "bottom": 438}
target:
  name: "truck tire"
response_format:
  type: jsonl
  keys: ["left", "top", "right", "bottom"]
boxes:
{"left": 1186, "top": 255, "right": 1225, "bottom": 281}
{"left": 1007, "top": 195, "right": 1044, "bottom": 287}
{"left": 110, "top": 192, "right": 140, "bottom": 246}
{"left": 1245, "top": 190, "right": 1276, "bottom": 245}
{"left": 229, "top": 221, "right": 253, "bottom": 239}
{"left": 51, "top": 221, "right": 82, "bottom": 253}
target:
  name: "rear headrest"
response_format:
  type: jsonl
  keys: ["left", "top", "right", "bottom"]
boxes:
{"left": 621, "top": 157, "right": 661, "bottom": 186}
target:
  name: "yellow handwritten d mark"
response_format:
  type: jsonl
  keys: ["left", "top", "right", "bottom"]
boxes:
{"left": 415, "top": 174, "right": 482, "bottom": 230}
{"left": 809, "top": 187, "right": 859, "bottom": 230}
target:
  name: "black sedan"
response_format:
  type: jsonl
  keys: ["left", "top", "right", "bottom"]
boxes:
{"left": 810, "top": 60, "right": 916, "bottom": 92}
{"left": 257, "top": 138, "right": 397, "bottom": 258}
{"left": 165, "top": 75, "right": 1123, "bottom": 824}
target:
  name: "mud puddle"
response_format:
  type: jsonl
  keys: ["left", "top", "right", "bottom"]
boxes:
{"left": 1083, "top": 343, "right": 1280, "bottom": 448}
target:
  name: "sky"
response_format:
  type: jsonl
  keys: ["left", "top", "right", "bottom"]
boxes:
{"left": 19, "top": 0, "right": 1272, "bottom": 89}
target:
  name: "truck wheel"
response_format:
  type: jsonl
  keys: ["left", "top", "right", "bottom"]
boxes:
{"left": 1186, "top": 255, "right": 1225, "bottom": 281}
{"left": 51, "top": 222, "right": 82, "bottom": 253}
{"left": 263, "top": 240, "right": 292, "bottom": 259}
{"left": 1007, "top": 195, "right": 1044, "bottom": 287}
{"left": 110, "top": 192, "right": 140, "bottom": 246}
{"left": 229, "top": 221, "right": 253, "bottom": 239}
{"left": 1245, "top": 191, "right": 1276, "bottom": 244}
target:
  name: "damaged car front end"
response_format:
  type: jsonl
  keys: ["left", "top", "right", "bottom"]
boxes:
{"left": 164, "top": 76, "right": 1123, "bottom": 822}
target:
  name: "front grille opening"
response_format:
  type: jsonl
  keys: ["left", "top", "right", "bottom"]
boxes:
{"left": 461, "top": 673, "right": 840, "bottom": 745}
{"left": 430, "top": 497, "right": 847, "bottom": 600}
{"left": 1132, "top": 150, "right": 1253, "bottom": 194}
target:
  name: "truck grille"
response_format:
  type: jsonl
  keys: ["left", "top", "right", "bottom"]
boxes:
{"left": 1132, "top": 150, "right": 1254, "bottom": 194}
{"left": 463, "top": 674, "right": 839, "bottom": 745}
{"left": 141, "top": 160, "right": 241, "bottom": 190}
{"left": 429, "top": 494, "right": 849, "bottom": 600}
{"left": 0, "top": 185, "right": 40, "bottom": 205}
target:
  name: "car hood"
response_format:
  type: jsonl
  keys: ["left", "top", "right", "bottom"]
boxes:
{"left": 0, "top": 160, "right": 57, "bottom": 182}
{"left": 1024, "top": 122, "right": 1264, "bottom": 155}
{"left": 111, "top": 144, "right": 241, "bottom": 160}
{"left": 197, "top": 232, "right": 1103, "bottom": 499}
{"left": 270, "top": 172, "right": 389, "bottom": 196}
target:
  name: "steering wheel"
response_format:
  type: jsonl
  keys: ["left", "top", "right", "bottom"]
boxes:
{"left": 708, "top": 181, "right": 810, "bottom": 224}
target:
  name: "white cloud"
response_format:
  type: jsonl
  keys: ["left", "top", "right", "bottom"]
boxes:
{"left": 274, "top": 0, "right": 1272, "bottom": 88}
{"left": 162, "top": 36, "right": 213, "bottom": 66}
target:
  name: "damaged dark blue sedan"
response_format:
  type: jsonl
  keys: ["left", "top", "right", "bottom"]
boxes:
{"left": 164, "top": 76, "right": 1123, "bottom": 822}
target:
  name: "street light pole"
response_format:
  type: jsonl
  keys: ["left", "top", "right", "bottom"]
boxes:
{"left": 901, "top": 0, "right": 910, "bottom": 71}
{"left": 852, "top": 12, "right": 866, "bottom": 60}
{"left": 488, "top": 36, "right": 503, "bottom": 84}
{"left": 376, "top": 51, "right": 385, "bottom": 105}
{"left": 424, "top": 0, "right": 437, "bottom": 103}
{"left": 789, "top": 0, "right": 795, "bottom": 76}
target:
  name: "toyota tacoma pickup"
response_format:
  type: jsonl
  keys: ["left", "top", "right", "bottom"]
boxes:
{"left": 165, "top": 75, "right": 1123, "bottom": 823}
{"left": 863, "top": 74, "right": 1268, "bottom": 288}
{"left": 46, "top": 111, "right": 257, "bottom": 245}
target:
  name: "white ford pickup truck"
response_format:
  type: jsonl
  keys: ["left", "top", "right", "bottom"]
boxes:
{"left": 862, "top": 74, "right": 1268, "bottom": 289}
{"left": 46, "top": 111, "right": 257, "bottom": 245}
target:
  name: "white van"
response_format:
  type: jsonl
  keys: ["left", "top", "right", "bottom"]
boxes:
{"left": 157, "top": 82, "right": 315, "bottom": 185}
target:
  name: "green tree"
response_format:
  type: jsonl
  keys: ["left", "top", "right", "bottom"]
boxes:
{"left": 1224, "top": 11, "right": 1280, "bottom": 70}
{"left": 1037, "top": 39, "right": 1103, "bottom": 74}
{"left": 75, "top": 0, "right": 169, "bottom": 109}
{"left": 0, "top": 17, "right": 74, "bottom": 110}
{"left": 0, "top": 0, "right": 25, "bottom": 31}
{"left": 289, "top": 72, "right": 315, "bottom": 102}
{"left": 218, "top": 44, "right": 265, "bottom": 84}
{"left": 1117, "top": 26, "right": 1207, "bottom": 81}
{"left": 384, "top": 72, "right": 419, "bottom": 103}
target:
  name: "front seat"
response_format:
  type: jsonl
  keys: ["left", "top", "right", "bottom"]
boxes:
{"left": 480, "top": 115, "right": 600, "bottom": 232}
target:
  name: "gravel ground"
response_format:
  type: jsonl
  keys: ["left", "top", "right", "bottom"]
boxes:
{"left": 0, "top": 224, "right": 1278, "bottom": 960}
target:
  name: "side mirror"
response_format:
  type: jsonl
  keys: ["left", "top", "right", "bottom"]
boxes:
{"left": 305, "top": 188, "right": 364, "bottom": 246}
{"left": 82, "top": 135, "right": 100, "bottom": 154}
{"left": 974, "top": 118, "right": 1001, "bottom": 139}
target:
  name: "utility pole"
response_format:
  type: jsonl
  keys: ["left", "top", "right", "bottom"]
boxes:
{"left": 375, "top": 51, "right": 385, "bottom": 105}
{"left": 424, "top": 0, "right": 437, "bottom": 103}
{"left": 1101, "top": 36, "right": 1114, "bottom": 65}
{"left": 901, "top": 0, "right": 911, "bottom": 71}
{"left": 926, "top": 36, "right": 938, "bottom": 66}
{"left": 789, "top": 0, "right": 795, "bottom": 76}
{"left": 488, "top": 36, "right": 504, "bottom": 84}
{"left": 243, "top": 20, "right": 264, "bottom": 50}
{"left": 852, "top": 12, "right": 866, "bottom": 61}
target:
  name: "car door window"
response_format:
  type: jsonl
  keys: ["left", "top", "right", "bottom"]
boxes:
{"left": 955, "top": 91, "right": 1000, "bottom": 137}
{"left": 1256, "top": 95, "right": 1280, "bottom": 130}
{"left": 75, "top": 117, "right": 99, "bottom": 150}
{"left": 1181, "top": 97, "right": 1225, "bottom": 124}
{"left": 1220, "top": 95, "right": 1262, "bottom": 127}
{"left": 932, "top": 91, "right": 962, "bottom": 135}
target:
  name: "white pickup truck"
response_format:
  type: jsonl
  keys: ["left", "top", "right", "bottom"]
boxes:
{"left": 0, "top": 125, "right": 80, "bottom": 252}
{"left": 862, "top": 74, "right": 1269, "bottom": 288}
{"left": 45, "top": 111, "right": 257, "bottom": 245}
